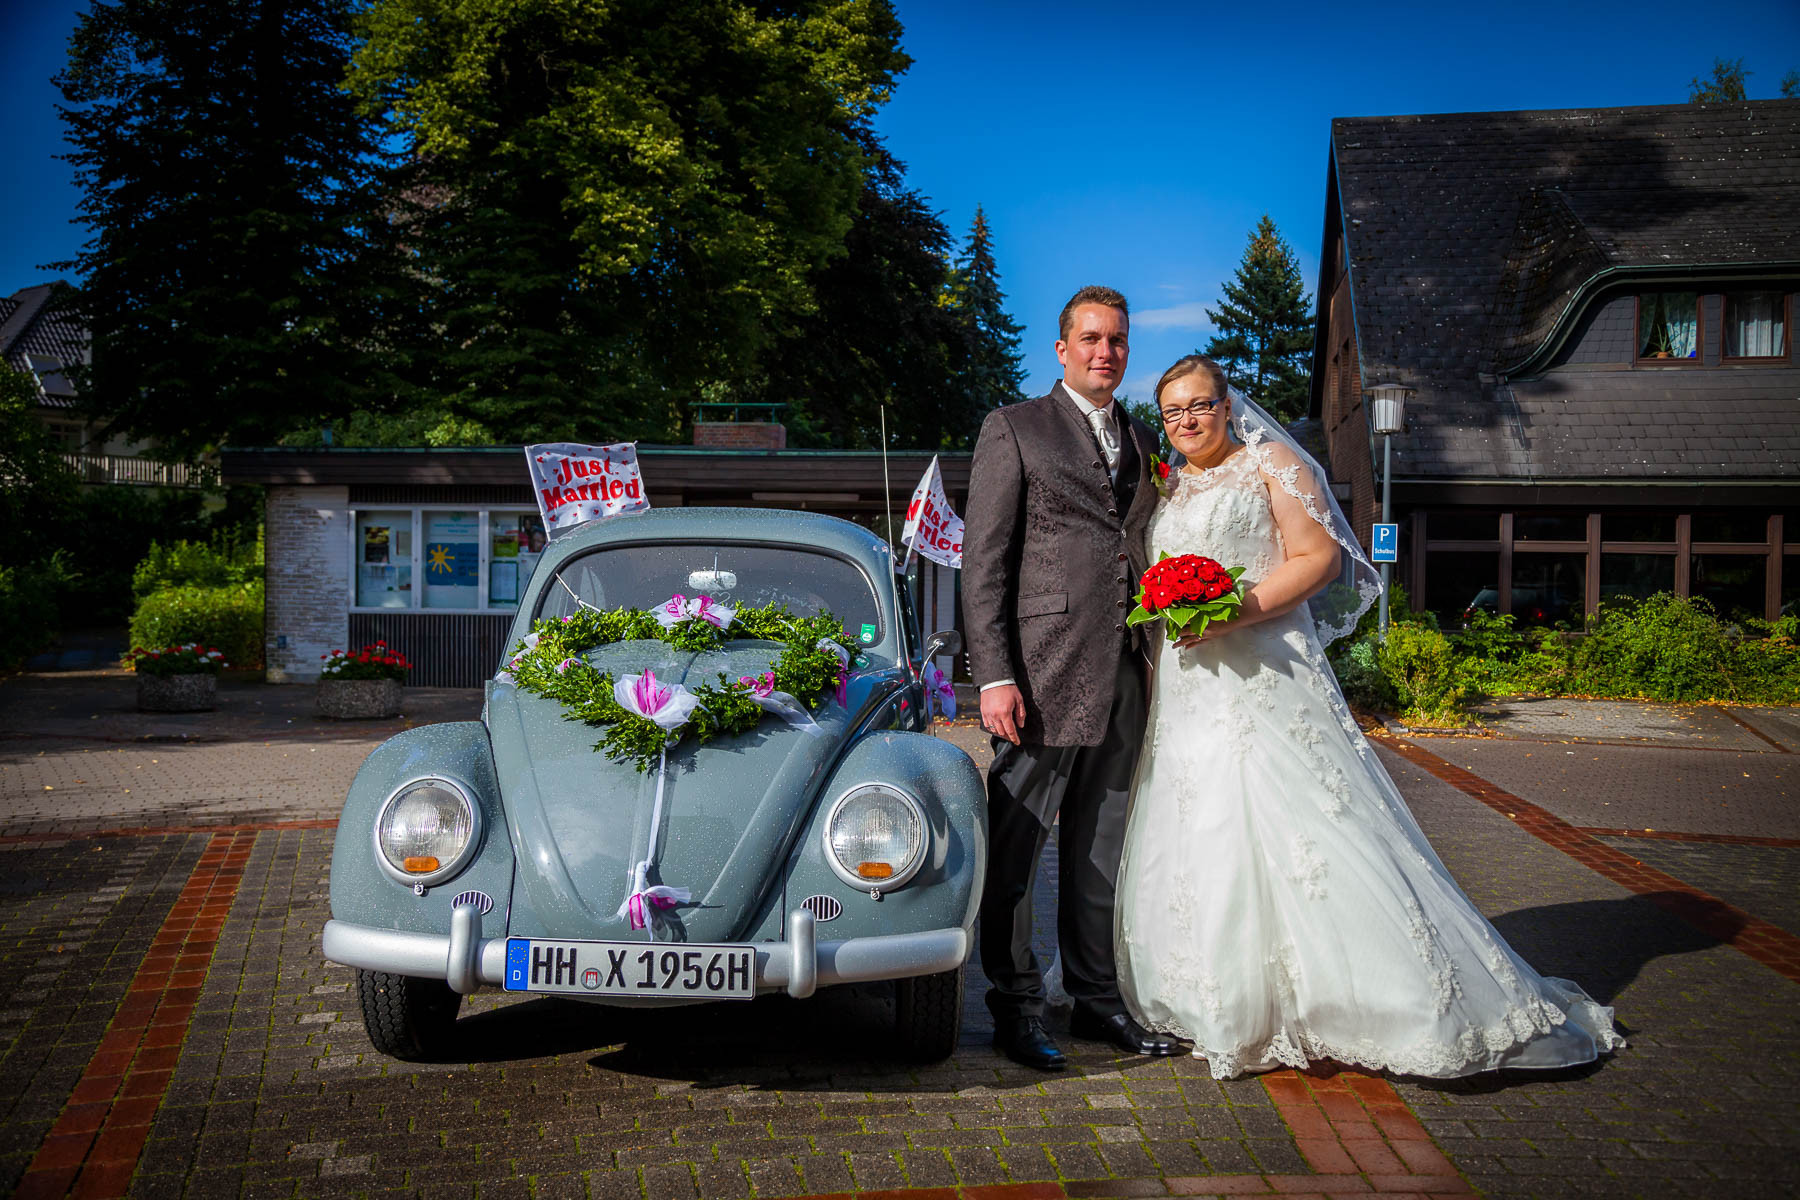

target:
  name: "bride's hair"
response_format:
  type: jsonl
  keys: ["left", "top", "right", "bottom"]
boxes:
{"left": 1153, "top": 355, "right": 1230, "bottom": 407}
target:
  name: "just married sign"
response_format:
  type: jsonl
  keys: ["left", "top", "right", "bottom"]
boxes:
{"left": 901, "top": 455, "right": 964, "bottom": 569}
{"left": 525, "top": 442, "right": 651, "bottom": 534}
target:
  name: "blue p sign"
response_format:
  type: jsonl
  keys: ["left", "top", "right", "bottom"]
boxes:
{"left": 1371, "top": 523, "right": 1399, "bottom": 564}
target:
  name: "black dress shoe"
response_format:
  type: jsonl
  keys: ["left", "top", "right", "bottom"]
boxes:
{"left": 993, "top": 1016, "right": 1067, "bottom": 1071}
{"left": 1069, "top": 1008, "right": 1187, "bottom": 1056}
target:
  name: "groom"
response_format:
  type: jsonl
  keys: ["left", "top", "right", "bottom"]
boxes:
{"left": 963, "top": 285, "right": 1184, "bottom": 1070}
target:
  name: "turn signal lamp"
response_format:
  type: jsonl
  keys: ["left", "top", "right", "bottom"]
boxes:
{"left": 403, "top": 856, "right": 441, "bottom": 873}
{"left": 856, "top": 861, "right": 894, "bottom": 879}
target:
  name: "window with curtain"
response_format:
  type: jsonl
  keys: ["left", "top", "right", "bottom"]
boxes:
{"left": 1636, "top": 292, "right": 1699, "bottom": 360}
{"left": 1723, "top": 292, "right": 1787, "bottom": 359}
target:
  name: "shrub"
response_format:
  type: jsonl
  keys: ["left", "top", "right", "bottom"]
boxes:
{"left": 128, "top": 582, "right": 264, "bottom": 671}
{"left": 125, "top": 643, "right": 229, "bottom": 676}
{"left": 319, "top": 641, "right": 412, "bottom": 681}
{"left": 1377, "top": 622, "right": 1465, "bottom": 721}
{"left": 131, "top": 531, "right": 263, "bottom": 600}
{"left": 1568, "top": 593, "right": 1732, "bottom": 702}
{"left": 1331, "top": 634, "right": 1395, "bottom": 711}
{"left": 1727, "top": 617, "right": 1800, "bottom": 704}
{"left": 0, "top": 553, "right": 79, "bottom": 668}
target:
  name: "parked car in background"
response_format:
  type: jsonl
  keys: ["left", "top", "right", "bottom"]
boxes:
{"left": 323, "top": 508, "right": 985, "bottom": 1062}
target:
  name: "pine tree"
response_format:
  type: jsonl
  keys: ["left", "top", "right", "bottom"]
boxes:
{"left": 1203, "top": 216, "right": 1314, "bottom": 423}
{"left": 949, "top": 207, "right": 1026, "bottom": 414}
{"left": 56, "top": 0, "right": 396, "bottom": 457}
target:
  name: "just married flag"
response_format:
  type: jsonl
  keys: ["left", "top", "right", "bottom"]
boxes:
{"left": 525, "top": 442, "right": 651, "bottom": 535}
{"left": 901, "top": 455, "right": 964, "bottom": 569}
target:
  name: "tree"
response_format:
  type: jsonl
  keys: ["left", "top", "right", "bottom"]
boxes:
{"left": 1202, "top": 216, "right": 1314, "bottom": 423}
{"left": 56, "top": 0, "right": 397, "bottom": 458}
{"left": 947, "top": 206, "right": 1026, "bottom": 414}
{"left": 347, "top": 0, "right": 909, "bottom": 443}
{"left": 750, "top": 134, "right": 972, "bottom": 451}
{"left": 1689, "top": 57, "right": 1750, "bottom": 102}
{"left": 1782, "top": 70, "right": 1799, "bottom": 98}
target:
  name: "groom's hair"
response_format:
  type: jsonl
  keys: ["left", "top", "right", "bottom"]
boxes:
{"left": 1154, "top": 355, "right": 1230, "bottom": 407}
{"left": 1058, "top": 285, "right": 1129, "bottom": 340}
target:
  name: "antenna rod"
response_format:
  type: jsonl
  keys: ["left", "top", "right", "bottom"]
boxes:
{"left": 880, "top": 405, "right": 894, "bottom": 553}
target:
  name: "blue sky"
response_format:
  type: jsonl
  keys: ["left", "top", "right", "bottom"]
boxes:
{"left": 5, "top": 0, "right": 1798, "bottom": 405}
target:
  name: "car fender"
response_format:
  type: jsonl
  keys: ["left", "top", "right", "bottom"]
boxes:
{"left": 768, "top": 729, "right": 986, "bottom": 945}
{"left": 329, "top": 721, "right": 516, "bottom": 936}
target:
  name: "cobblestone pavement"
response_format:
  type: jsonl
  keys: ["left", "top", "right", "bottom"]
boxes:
{"left": 1, "top": 673, "right": 1797, "bottom": 1198}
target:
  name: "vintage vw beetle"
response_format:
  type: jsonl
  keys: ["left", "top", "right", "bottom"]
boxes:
{"left": 322, "top": 507, "right": 984, "bottom": 1061}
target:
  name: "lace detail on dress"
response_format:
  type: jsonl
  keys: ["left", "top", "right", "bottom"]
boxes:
{"left": 1289, "top": 834, "right": 1328, "bottom": 900}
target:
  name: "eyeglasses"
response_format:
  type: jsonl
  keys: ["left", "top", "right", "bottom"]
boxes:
{"left": 1160, "top": 398, "right": 1222, "bottom": 423}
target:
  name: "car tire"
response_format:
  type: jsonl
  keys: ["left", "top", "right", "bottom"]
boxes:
{"left": 356, "top": 969, "right": 461, "bottom": 1061}
{"left": 894, "top": 964, "right": 963, "bottom": 1061}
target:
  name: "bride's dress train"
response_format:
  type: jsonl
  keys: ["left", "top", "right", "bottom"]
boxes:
{"left": 1116, "top": 453, "right": 1625, "bottom": 1080}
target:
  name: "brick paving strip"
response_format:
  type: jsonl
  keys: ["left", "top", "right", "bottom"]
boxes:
{"left": 1569, "top": 828, "right": 1800, "bottom": 848}
{"left": 0, "top": 819, "right": 337, "bottom": 847}
{"left": 1380, "top": 734, "right": 1800, "bottom": 985}
{"left": 13, "top": 831, "right": 254, "bottom": 1199}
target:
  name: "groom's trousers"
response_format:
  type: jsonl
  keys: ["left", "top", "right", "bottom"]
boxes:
{"left": 980, "top": 651, "right": 1148, "bottom": 1022}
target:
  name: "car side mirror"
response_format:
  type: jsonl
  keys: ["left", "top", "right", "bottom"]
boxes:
{"left": 920, "top": 629, "right": 962, "bottom": 664}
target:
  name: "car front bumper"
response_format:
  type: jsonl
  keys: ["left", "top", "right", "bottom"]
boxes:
{"left": 321, "top": 907, "right": 970, "bottom": 999}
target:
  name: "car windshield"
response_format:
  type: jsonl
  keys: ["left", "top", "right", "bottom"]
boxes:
{"left": 535, "top": 541, "right": 883, "bottom": 643}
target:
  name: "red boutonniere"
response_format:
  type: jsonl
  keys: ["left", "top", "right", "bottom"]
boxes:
{"left": 1150, "top": 453, "right": 1173, "bottom": 497}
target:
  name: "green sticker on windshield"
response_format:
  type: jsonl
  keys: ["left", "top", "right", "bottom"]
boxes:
{"left": 859, "top": 623, "right": 877, "bottom": 645}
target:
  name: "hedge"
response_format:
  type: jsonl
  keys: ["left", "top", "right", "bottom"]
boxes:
{"left": 127, "top": 582, "right": 264, "bottom": 671}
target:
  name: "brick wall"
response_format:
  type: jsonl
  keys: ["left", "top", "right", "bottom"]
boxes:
{"left": 264, "top": 486, "right": 348, "bottom": 682}
{"left": 692, "top": 422, "right": 787, "bottom": 450}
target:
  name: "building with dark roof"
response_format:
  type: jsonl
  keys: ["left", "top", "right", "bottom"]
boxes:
{"left": 1311, "top": 99, "right": 1799, "bottom": 626}
{"left": 0, "top": 281, "right": 89, "bottom": 442}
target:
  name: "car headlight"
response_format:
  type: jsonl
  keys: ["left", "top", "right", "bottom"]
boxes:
{"left": 823, "top": 784, "right": 926, "bottom": 891}
{"left": 373, "top": 778, "right": 481, "bottom": 888}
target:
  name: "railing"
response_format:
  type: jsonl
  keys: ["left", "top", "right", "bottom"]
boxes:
{"left": 59, "top": 453, "right": 215, "bottom": 489}
{"left": 692, "top": 402, "right": 787, "bottom": 424}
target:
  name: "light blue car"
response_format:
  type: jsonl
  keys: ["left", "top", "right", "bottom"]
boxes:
{"left": 322, "top": 507, "right": 984, "bottom": 1062}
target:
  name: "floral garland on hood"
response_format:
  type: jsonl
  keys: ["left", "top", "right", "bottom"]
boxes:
{"left": 501, "top": 595, "right": 857, "bottom": 773}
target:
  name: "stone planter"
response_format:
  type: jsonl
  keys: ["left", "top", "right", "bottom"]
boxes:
{"left": 137, "top": 672, "right": 217, "bottom": 713}
{"left": 317, "top": 677, "right": 404, "bottom": 720}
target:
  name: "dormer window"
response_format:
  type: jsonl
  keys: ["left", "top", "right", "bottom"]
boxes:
{"left": 1635, "top": 292, "right": 1699, "bottom": 361}
{"left": 1723, "top": 292, "right": 1789, "bottom": 360}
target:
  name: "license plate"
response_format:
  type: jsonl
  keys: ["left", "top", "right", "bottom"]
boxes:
{"left": 502, "top": 938, "right": 755, "bottom": 999}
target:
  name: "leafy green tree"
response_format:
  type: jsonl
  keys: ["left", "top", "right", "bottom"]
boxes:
{"left": 1202, "top": 216, "right": 1314, "bottom": 422}
{"left": 948, "top": 206, "right": 1026, "bottom": 414}
{"left": 0, "top": 366, "right": 79, "bottom": 553}
{"left": 751, "top": 135, "right": 972, "bottom": 450}
{"left": 55, "top": 0, "right": 397, "bottom": 458}
{"left": 347, "top": 0, "right": 909, "bottom": 443}
{"left": 1784, "top": 70, "right": 1800, "bottom": 98}
{"left": 1689, "top": 57, "right": 1750, "bottom": 102}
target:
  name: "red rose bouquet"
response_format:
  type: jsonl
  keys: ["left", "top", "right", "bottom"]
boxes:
{"left": 1126, "top": 552, "right": 1246, "bottom": 640}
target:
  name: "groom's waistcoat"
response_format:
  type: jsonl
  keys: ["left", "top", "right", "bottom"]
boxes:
{"left": 963, "top": 386, "right": 1157, "bottom": 748}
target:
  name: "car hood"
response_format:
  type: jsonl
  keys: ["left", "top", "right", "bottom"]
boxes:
{"left": 487, "top": 640, "right": 897, "bottom": 942}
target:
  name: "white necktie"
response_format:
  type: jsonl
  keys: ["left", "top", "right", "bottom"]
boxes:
{"left": 1086, "top": 405, "right": 1120, "bottom": 479}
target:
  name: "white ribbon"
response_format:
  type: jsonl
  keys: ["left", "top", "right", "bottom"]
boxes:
{"left": 614, "top": 744, "right": 693, "bottom": 935}
{"left": 653, "top": 593, "right": 735, "bottom": 631}
{"left": 613, "top": 670, "right": 704, "bottom": 731}
{"left": 746, "top": 690, "right": 825, "bottom": 736}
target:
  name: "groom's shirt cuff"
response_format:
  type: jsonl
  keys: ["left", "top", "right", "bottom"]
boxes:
{"left": 979, "top": 679, "right": 1015, "bottom": 691}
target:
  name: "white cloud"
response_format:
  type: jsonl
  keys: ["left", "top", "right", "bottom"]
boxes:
{"left": 1131, "top": 301, "right": 1213, "bottom": 332}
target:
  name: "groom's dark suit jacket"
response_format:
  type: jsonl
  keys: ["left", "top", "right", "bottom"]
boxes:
{"left": 963, "top": 383, "right": 1157, "bottom": 748}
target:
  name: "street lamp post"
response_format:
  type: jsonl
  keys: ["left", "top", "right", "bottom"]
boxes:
{"left": 1369, "top": 384, "right": 1412, "bottom": 642}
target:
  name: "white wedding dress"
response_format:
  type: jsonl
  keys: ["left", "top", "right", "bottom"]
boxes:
{"left": 1115, "top": 451, "right": 1625, "bottom": 1079}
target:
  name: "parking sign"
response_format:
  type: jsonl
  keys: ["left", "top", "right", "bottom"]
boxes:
{"left": 1371, "top": 523, "right": 1399, "bottom": 563}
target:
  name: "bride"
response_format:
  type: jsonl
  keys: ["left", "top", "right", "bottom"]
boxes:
{"left": 1114, "top": 355, "right": 1626, "bottom": 1080}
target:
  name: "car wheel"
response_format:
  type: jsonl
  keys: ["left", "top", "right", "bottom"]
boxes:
{"left": 356, "top": 969, "right": 461, "bottom": 1061}
{"left": 893, "top": 964, "right": 963, "bottom": 1061}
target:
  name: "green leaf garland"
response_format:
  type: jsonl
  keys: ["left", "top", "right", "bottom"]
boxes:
{"left": 504, "top": 603, "right": 857, "bottom": 772}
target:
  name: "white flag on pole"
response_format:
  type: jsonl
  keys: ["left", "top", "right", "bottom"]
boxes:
{"left": 901, "top": 455, "right": 964, "bottom": 569}
{"left": 525, "top": 442, "right": 651, "bottom": 535}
